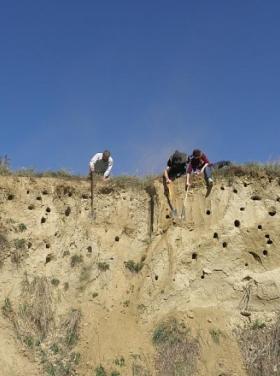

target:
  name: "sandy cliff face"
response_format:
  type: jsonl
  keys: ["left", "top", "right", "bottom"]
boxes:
{"left": 0, "top": 175, "right": 279, "bottom": 375}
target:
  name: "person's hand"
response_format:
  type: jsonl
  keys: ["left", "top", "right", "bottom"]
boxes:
{"left": 166, "top": 178, "right": 172, "bottom": 184}
{"left": 103, "top": 176, "right": 109, "bottom": 181}
{"left": 194, "top": 170, "right": 201, "bottom": 176}
{"left": 185, "top": 182, "right": 190, "bottom": 190}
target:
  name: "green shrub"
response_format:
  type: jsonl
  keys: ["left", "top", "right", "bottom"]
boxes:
{"left": 252, "top": 319, "right": 266, "bottom": 330}
{"left": 2, "top": 297, "right": 12, "bottom": 317}
{"left": 18, "top": 223, "right": 27, "bottom": 232}
{"left": 97, "top": 262, "right": 110, "bottom": 271}
{"left": 51, "top": 278, "right": 60, "bottom": 287}
{"left": 209, "top": 328, "right": 223, "bottom": 344}
{"left": 95, "top": 365, "right": 107, "bottom": 376}
{"left": 14, "top": 238, "right": 26, "bottom": 249}
{"left": 124, "top": 260, "right": 144, "bottom": 273}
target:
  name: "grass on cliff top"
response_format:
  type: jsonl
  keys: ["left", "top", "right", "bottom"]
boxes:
{"left": 1, "top": 155, "right": 280, "bottom": 186}
{"left": 214, "top": 162, "right": 280, "bottom": 179}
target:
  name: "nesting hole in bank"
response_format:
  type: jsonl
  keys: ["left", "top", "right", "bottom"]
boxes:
{"left": 234, "top": 220, "right": 240, "bottom": 227}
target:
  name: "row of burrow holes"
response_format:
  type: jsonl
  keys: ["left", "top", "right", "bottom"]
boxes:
{"left": 191, "top": 228, "right": 274, "bottom": 280}
{"left": 20, "top": 233, "right": 121, "bottom": 264}
{"left": 6, "top": 189, "right": 121, "bottom": 260}
{"left": 6, "top": 189, "right": 78, "bottom": 224}
{"left": 5, "top": 188, "right": 124, "bottom": 224}
{"left": 206, "top": 185, "right": 278, "bottom": 217}
{"left": 165, "top": 185, "right": 279, "bottom": 220}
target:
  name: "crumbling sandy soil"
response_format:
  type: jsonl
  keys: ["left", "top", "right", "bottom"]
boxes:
{"left": 0, "top": 174, "right": 279, "bottom": 375}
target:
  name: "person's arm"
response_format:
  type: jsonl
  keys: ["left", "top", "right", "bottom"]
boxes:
{"left": 186, "top": 164, "right": 192, "bottom": 188}
{"left": 199, "top": 154, "right": 209, "bottom": 173}
{"left": 103, "top": 157, "right": 113, "bottom": 179}
{"left": 186, "top": 173, "right": 191, "bottom": 188}
{"left": 164, "top": 157, "right": 173, "bottom": 183}
{"left": 164, "top": 167, "right": 172, "bottom": 183}
{"left": 89, "top": 153, "right": 101, "bottom": 172}
{"left": 200, "top": 163, "right": 209, "bottom": 173}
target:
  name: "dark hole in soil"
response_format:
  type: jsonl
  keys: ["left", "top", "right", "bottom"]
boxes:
{"left": 263, "top": 250, "right": 268, "bottom": 256}
{"left": 234, "top": 220, "right": 240, "bottom": 227}
{"left": 41, "top": 217, "right": 46, "bottom": 224}
{"left": 192, "top": 253, "right": 197, "bottom": 260}
{"left": 115, "top": 236, "right": 120, "bottom": 242}
{"left": 65, "top": 207, "right": 71, "bottom": 216}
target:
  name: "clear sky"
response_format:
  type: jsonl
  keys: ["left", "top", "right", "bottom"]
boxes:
{"left": 1, "top": 1, "right": 279, "bottom": 175}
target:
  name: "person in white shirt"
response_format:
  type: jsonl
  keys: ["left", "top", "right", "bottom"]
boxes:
{"left": 89, "top": 150, "right": 113, "bottom": 180}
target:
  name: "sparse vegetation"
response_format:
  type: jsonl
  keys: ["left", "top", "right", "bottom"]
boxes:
{"left": 95, "top": 365, "right": 107, "bottom": 376}
{"left": 18, "top": 223, "right": 27, "bottom": 232}
{"left": 251, "top": 319, "right": 266, "bottom": 330}
{"left": 237, "top": 316, "right": 280, "bottom": 376}
{"left": 3, "top": 276, "right": 81, "bottom": 376}
{"left": 51, "top": 278, "right": 60, "bottom": 287}
{"left": 209, "top": 328, "right": 223, "bottom": 344}
{"left": 10, "top": 238, "right": 26, "bottom": 264}
{"left": 70, "top": 254, "right": 83, "bottom": 267}
{"left": 14, "top": 238, "right": 26, "bottom": 249}
{"left": 64, "top": 309, "right": 81, "bottom": 347}
{"left": 152, "top": 318, "right": 199, "bottom": 376}
{"left": 115, "top": 356, "right": 125, "bottom": 367}
{"left": 79, "top": 265, "right": 92, "bottom": 282}
{"left": 124, "top": 259, "right": 144, "bottom": 273}
{"left": 97, "top": 261, "right": 110, "bottom": 271}
{"left": 2, "top": 297, "right": 12, "bottom": 317}
{"left": 50, "top": 343, "right": 60, "bottom": 354}
{"left": 0, "top": 155, "right": 11, "bottom": 175}
{"left": 214, "top": 162, "right": 280, "bottom": 180}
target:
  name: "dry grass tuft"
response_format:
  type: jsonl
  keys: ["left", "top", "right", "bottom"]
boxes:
{"left": 63, "top": 309, "right": 81, "bottom": 347}
{"left": 20, "top": 275, "right": 54, "bottom": 338}
{"left": 2, "top": 275, "right": 81, "bottom": 375}
{"left": 237, "top": 316, "right": 280, "bottom": 375}
{"left": 152, "top": 318, "right": 199, "bottom": 376}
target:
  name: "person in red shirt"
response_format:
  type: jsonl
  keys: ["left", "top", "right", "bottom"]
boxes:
{"left": 186, "top": 149, "right": 213, "bottom": 189}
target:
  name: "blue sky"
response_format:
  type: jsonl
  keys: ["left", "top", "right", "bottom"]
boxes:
{"left": 1, "top": 0, "right": 279, "bottom": 175}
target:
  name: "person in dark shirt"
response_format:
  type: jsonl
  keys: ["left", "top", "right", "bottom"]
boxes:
{"left": 186, "top": 149, "right": 213, "bottom": 189}
{"left": 163, "top": 150, "right": 189, "bottom": 215}
{"left": 164, "top": 150, "right": 189, "bottom": 184}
